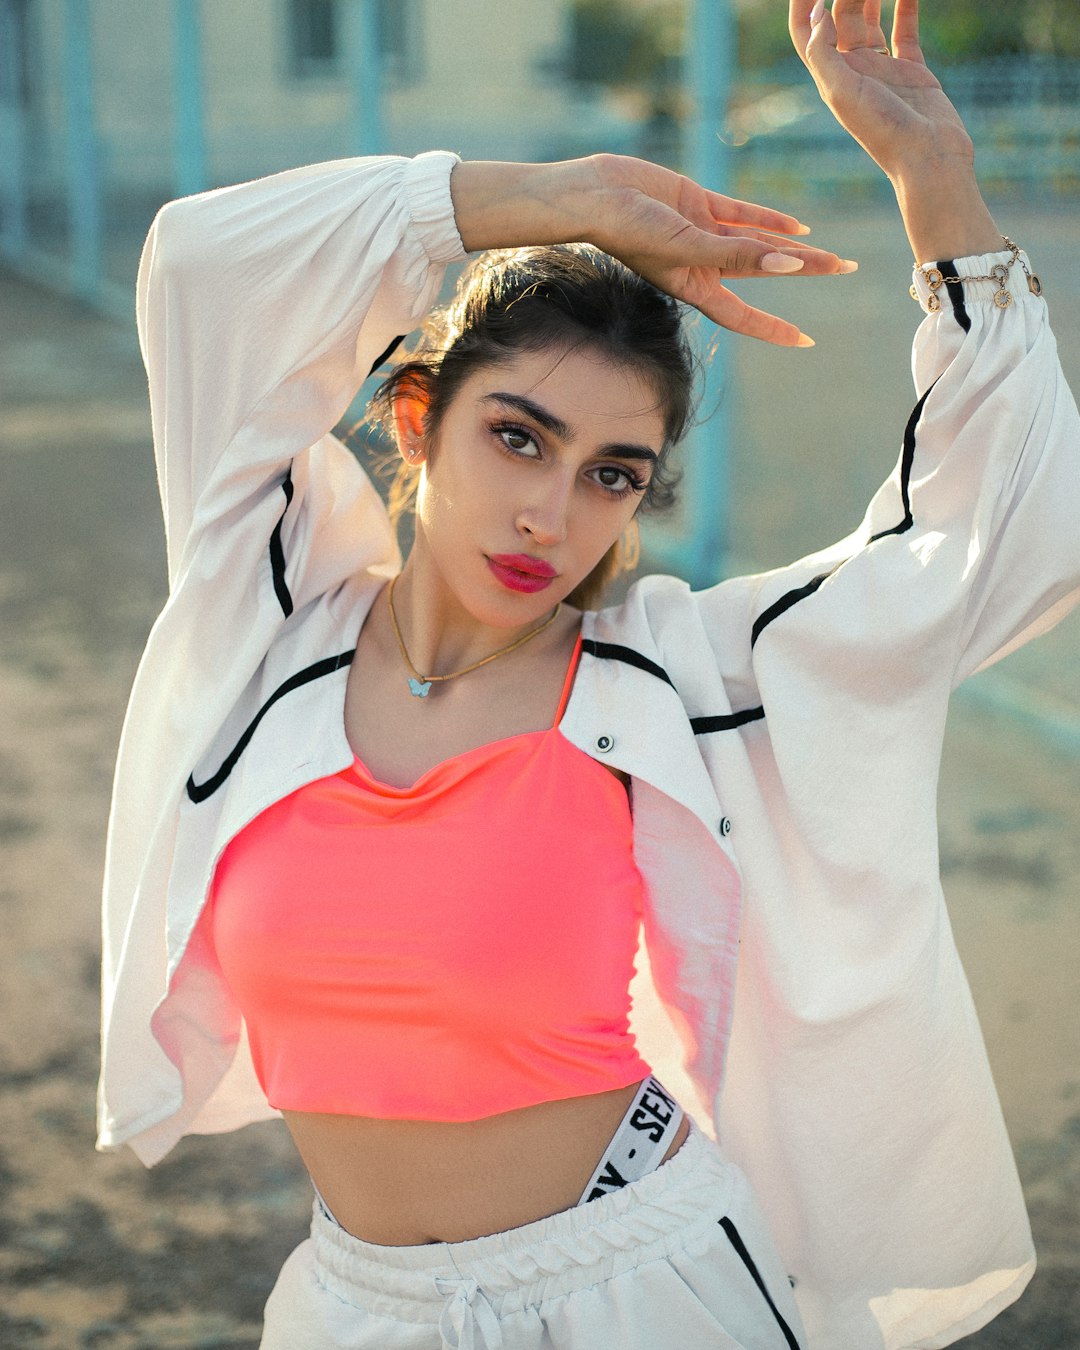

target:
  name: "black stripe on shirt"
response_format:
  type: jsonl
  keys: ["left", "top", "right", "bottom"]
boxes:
{"left": 691, "top": 706, "right": 765, "bottom": 735}
{"left": 366, "top": 334, "right": 408, "bottom": 378}
{"left": 752, "top": 377, "right": 939, "bottom": 645}
{"left": 271, "top": 330, "right": 407, "bottom": 618}
{"left": 186, "top": 649, "right": 355, "bottom": 803}
{"left": 938, "top": 259, "right": 972, "bottom": 333}
{"left": 867, "top": 380, "right": 936, "bottom": 542}
{"left": 581, "top": 639, "right": 764, "bottom": 736}
{"left": 269, "top": 467, "right": 295, "bottom": 618}
{"left": 581, "top": 639, "right": 675, "bottom": 688}
{"left": 750, "top": 569, "right": 837, "bottom": 650}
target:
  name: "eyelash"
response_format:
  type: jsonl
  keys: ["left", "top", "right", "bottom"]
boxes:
{"left": 489, "top": 421, "right": 648, "bottom": 500}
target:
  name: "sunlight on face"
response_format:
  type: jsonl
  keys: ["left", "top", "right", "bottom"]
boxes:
{"left": 409, "top": 346, "right": 667, "bottom": 626}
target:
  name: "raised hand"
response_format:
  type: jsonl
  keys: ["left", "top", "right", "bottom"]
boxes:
{"left": 788, "top": 0, "right": 1003, "bottom": 260}
{"left": 790, "top": 0, "right": 973, "bottom": 177}
{"left": 581, "top": 154, "right": 856, "bottom": 347}
{"left": 451, "top": 155, "right": 857, "bottom": 349}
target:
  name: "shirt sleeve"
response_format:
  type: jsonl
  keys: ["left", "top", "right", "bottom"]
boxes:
{"left": 135, "top": 152, "right": 466, "bottom": 587}
{"left": 678, "top": 255, "right": 1075, "bottom": 1345}
{"left": 914, "top": 257, "right": 1079, "bottom": 685}
{"left": 735, "top": 248, "right": 1080, "bottom": 701}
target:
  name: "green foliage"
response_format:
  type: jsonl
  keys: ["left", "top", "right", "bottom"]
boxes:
{"left": 735, "top": 0, "right": 1080, "bottom": 67}
{"left": 919, "top": 3, "right": 1031, "bottom": 60}
{"left": 566, "top": 0, "right": 684, "bottom": 89}
{"left": 567, "top": 0, "right": 1080, "bottom": 87}
{"left": 737, "top": 3, "right": 795, "bottom": 71}
{"left": 918, "top": 0, "right": 1080, "bottom": 60}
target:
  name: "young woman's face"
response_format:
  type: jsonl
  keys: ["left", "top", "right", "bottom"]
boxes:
{"left": 407, "top": 346, "right": 667, "bottom": 625}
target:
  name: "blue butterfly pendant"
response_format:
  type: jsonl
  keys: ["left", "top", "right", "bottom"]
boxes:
{"left": 408, "top": 678, "right": 433, "bottom": 698}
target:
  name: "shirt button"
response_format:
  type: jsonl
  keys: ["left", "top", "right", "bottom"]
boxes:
{"left": 595, "top": 734, "right": 615, "bottom": 753}
{"left": 719, "top": 816, "right": 732, "bottom": 836}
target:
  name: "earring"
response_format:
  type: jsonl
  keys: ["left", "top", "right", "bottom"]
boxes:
{"left": 403, "top": 441, "right": 427, "bottom": 465}
{"left": 617, "top": 519, "right": 641, "bottom": 571}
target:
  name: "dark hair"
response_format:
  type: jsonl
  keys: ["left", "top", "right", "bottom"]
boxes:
{"left": 367, "top": 243, "right": 696, "bottom": 607}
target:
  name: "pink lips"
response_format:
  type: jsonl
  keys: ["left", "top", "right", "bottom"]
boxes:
{"left": 486, "top": 553, "right": 557, "bottom": 594}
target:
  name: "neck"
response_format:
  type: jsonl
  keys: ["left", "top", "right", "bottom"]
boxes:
{"left": 388, "top": 549, "right": 559, "bottom": 680}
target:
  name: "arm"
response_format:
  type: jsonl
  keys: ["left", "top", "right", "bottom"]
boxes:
{"left": 449, "top": 156, "right": 857, "bottom": 348}
{"left": 137, "top": 152, "right": 465, "bottom": 583}
{"left": 789, "top": 0, "right": 1002, "bottom": 262}
{"left": 773, "top": 0, "right": 1080, "bottom": 682}
{"left": 140, "top": 148, "right": 855, "bottom": 582}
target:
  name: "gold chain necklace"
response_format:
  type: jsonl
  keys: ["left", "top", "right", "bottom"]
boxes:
{"left": 387, "top": 574, "right": 561, "bottom": 698}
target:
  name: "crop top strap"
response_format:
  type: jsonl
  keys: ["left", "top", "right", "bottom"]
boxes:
{"left": 553, "top": 629, "right": 583, "bottom": 726}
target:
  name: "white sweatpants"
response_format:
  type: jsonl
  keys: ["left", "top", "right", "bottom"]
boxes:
{"left": 260, "top": 1118, "right": 805, "bottom": 1349}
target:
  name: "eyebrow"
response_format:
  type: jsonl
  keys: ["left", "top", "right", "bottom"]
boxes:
{"left": 481, "top": 392, "right": 660, "bottom": 465}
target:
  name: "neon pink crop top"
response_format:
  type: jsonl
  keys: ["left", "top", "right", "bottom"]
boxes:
{"left": 206, "top": 634, "right": 653, "bottom": 1119}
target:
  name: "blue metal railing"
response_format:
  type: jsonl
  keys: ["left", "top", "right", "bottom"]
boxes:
{"left": 173, "top": 0, "right": 207, "bottom": 198}
{"left": 642, "top": 0, "right": 734, "bottom": 588}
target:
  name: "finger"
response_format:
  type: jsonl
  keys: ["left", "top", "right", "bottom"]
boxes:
{"left": 701, "top": 188, "right": 812, "bottom": 237}
{"left": 832, "top": 0, "right": 870, "bottom": 52}
{"left": 804, "top": 2, "right": 862, "bottom": 102}
{"left": 742, "top": 244, "right": 859, "bottom": 275}
{"left": 709, "top": 230, "right": 858, "bottom": 273}
{"left": 696, "top": 288, "right": 814, "bottom": 348}
{"left": 682, "top": 226, "right": 854, "bottom": 278}
{"left": 863, "top": 0, "right": 889, "bottom": 50}
{"left": 788, "top": 0, "right": 815, "bottom": 65}
{"left": 891, "top": 0, "right": 926, "bottom": 63}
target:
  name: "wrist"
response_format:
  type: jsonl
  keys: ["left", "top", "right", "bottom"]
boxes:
{"left": 910, "top": 236, "right": 1043, "bottom": 314}
{"left": 449, "top": 159, "right": 594, "bottom": 253}
{"left": 890, "top": 162, "right": 1003, "bottom": 264}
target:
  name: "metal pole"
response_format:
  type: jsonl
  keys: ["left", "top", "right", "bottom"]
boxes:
{"left": 63, "top": 0, "right": 103, "bottom": 300}
{"left": 173, "top": 0, "right": 207, "bottom": 196}
{"left": 344, "top": 0, "right": 384, "bottom": 155}
{"left": 642, "top": 3, "right": 734, "bottom": 585}
{"left": 683, "top": 0, "right": 734, "bottom": 585}
{"left": 0, "top": 0, "right": 29, "bottom": 258}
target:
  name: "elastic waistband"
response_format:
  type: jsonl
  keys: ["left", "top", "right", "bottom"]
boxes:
{"left": 310, "top": 1117, "right": 731, "bottom": 1324}
{"left": 578, "top": 1073, "right": 685, "bottom": 1204}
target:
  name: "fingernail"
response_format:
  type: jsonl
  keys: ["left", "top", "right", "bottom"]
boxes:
{"left": 796, "top": 333, "right": 816, "bottom": 348}
{"left": 837, "top": 259, "right": 859, "bottom": 274}
{"left": 762, "top": 252, "right": 805, "bottom": 274}
{"left": 810, "top": 0, "right": 826, "bottom": 24}
{"left": 794, "top": 223, "right": 813, "bottom": 236}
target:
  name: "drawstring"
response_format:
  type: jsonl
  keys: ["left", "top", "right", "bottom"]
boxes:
{"left": 433, "top": 1274, "right": 504, "bottom": 1349}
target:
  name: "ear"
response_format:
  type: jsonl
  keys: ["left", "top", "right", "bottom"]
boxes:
{"left": 391, "top": 386, "right": 430, "bottom": 465}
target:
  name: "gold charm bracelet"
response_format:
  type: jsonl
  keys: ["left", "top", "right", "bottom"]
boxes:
{"left": 911, "top": 236, "right": 1043, "bottom": 312}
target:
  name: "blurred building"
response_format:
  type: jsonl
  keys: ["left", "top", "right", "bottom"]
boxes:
{"left": 0, "top": 0, "right": 654, "bottom": 309}
{"left": 3, "top": 0, "right": 588, "bottom": 197}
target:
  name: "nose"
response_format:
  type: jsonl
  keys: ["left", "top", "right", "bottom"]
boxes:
{"left": 516, "top": 474, "right": 572, "bottom": 547}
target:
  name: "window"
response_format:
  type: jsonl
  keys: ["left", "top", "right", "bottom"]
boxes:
{"left": 378, "top": 0, "right": 423, "bottom": 85}
{"left": 285, "top": 0, "right": 423, "bottom": 84}
{"left": 287, "top": 0, "right": 340, "bottom": 78}
{"left": 0, "top": 0, "right": 33, "bottom": 108}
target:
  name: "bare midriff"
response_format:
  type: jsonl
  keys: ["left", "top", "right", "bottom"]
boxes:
{"left": 283, "top": 1081, "right": 691, "bottom": 1246}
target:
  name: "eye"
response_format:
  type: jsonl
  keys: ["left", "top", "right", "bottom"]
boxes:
{"left": 588, "top": 463, "right": 648, "bottom": 498}
{"left": 494, "top": 423, "right": 540, "bottom": 457}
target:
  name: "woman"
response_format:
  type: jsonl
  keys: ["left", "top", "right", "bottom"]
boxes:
{"left": 97, "top": 1, "right": 1080, "bottom": 1346}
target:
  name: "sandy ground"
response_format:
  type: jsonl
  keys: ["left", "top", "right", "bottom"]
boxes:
{"left": 2, "top": 198, "right": 1079, "bottom": 1347}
